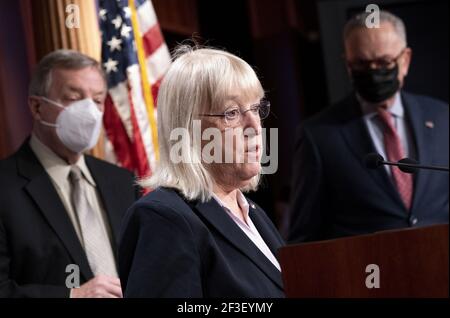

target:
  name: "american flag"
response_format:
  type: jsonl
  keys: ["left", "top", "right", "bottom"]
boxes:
{"left": 99, "top": 0, "right": 171, "bottom": 178}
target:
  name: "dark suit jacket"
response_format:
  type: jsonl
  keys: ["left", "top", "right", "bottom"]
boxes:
{"left": 288, "top": 92, "right": 449, "bottom": 242}
{"left": 0, "top": 141, "right": 140, "bottom": 297}
{"left": 119, "top": 187, "right": 285, "bottom": 298}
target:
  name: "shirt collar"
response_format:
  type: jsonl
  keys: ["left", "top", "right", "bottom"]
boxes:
{"left": 212, "top": 190, "right": 250, "bottom": 222}
{"left": 29, "top": 134, "right": 96, "bottom": 187}
{"left": 359, "top": 92, "right": 404, "bottom": 119}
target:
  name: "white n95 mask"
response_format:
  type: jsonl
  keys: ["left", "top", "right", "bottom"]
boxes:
{"left": 39, "top": 97, "right": 103, "bottom": 153}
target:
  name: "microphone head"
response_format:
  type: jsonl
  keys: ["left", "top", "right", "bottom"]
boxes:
{"left": 398, "top": 158, "right": 419, "bottom": 174}
{"left": 365, "top": 153, "right": 384, "bottom": 169}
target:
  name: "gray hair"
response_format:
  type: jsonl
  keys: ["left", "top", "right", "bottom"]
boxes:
{"left": 140, "top": 45, "right": 264, "bottom": 202}
{"left": 343, "top": 10, "right": 407, "bottom": 45}
{"left": 29, "top": 49, "right": 105, "bottom": 97}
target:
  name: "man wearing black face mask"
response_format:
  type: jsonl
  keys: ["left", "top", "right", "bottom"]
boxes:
{"left": 288, "top": 10, "right": 449, "bottom": 243}
{"left": 350, "top": 50, "right": 403, "bottom": 104}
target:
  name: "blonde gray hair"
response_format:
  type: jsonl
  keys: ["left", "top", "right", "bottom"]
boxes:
{"left": 140, "top": 45, "right": 264, "bottom": 202}
{"left": 29, "top": 49, "right": 105, "bottom": 97}
{"left": 343, "top": 10, "right": 407, "bottom": 45}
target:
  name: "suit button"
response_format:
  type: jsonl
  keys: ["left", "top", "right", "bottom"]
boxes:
{"left": 410, "top": 217, "right": 418, "bottom": 225}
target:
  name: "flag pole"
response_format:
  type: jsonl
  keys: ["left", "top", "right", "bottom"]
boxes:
{"left": 129, "top": 0, "right": 160, "bottom": 161}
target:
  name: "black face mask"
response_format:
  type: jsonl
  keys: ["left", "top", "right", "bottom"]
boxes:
{"left": 351, "top": 65, "right": 400, "bottom": 103}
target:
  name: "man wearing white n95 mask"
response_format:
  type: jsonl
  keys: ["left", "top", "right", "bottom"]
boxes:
{"left": 0, "top": 50, "right": 140, "bottom": 298}
{"left": 37, "top": 97, "right": 103, "bottom": 154}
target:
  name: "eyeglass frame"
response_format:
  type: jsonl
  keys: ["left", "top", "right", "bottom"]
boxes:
{"left": 199, "top": 99, "right": 270, "bottom": 126}
{"left": 345, "top": 47, "right": 407, "bottom": 71}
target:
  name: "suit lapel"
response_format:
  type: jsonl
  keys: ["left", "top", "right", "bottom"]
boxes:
{"left": 339, "top": 96, "right": 404, "bottom": 208}
{"left": 85, "top": 157, "right": 121, "bottom": 250}
{"left": 402, "top": 93, "right": 433, "bottom": 211}
{"left": 192, "top": 199, "right": 283, "bottom": 289}
{"left": 247, "top": 202, "right": 283, "bottom": 258}
{"left": 18, "top": 143, "right": 93, "bottom": 280}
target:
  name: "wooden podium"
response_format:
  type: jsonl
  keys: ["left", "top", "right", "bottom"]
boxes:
{"left": 279, "top": 224, "right": 449, "bottom": 297}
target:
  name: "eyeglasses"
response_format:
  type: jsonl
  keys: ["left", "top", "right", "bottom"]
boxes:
{"left": 199, "top": 100, "right": 270, "bottom": 126}
{"left": 347, "top": 48, "right": 406, "bottom": 71}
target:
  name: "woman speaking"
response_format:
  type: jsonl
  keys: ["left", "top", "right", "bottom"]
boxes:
{"left": 118, "top": 46, "right": 284, "bottom": 298}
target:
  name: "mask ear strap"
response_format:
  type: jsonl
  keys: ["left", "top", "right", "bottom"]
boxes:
{"left": 38, "top": 97, "right": 62, "bottom": 128}
{"left": 40, "top": 120, "right": 58, "bottom": 128}
{"left": 40, "top": 96, "right": 64, "bottom": 109}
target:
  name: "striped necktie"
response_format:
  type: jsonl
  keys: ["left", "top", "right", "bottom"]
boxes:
{"left": 69, "top": 166, "right": 118, "bottom": 277}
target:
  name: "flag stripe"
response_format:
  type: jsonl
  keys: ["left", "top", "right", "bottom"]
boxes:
{"left": 108, "top": 82, "right": 134, "bottom": 139}
{"left": 127, "top": 90, "right": 152, "bottom": 178}
{"left": 136, "top": 0, "right": 157, "bottom": 35}
{"left": 103, "top": 95, "right": 136, "bottom": 172}
{"left": 104, "top": 91, "right": 151, "bottom": 178}
{"left": 146, "top": 43, "right": 172, "bottom": 84}
{"left": 142, "top": 23, "right": 164, "bottom": 57}
{"left": 127, "top": 65, "right": 157, "bottom": 170}
{"left": 151, "top": 77, "right": 163, "bottom": 106}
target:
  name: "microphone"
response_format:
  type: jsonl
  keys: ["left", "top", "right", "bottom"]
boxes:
{"left": 364, "top": 153, "right": 449, "bottom": 174}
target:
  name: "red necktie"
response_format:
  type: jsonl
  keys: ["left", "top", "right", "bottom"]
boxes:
{"left": 377, "top": 108, "right": 413, "bottom": 210}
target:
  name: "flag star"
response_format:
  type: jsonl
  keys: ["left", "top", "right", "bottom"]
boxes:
{"left": 103, "top": 58, "right": 119, "bottom": 74}
{"left": 120, "top": 24, "right": 132, "bottom": 38}
{"left": 107, "top": 36, "right": 122, "bottom": 52}
{"left": 111, "top": 15, "right": 122, "bottom": 29}
{"left": 123, "top": 7, "right": 131, "bottom": 18}
{"left": 99, "top": 8, "right": 107, "bottom": 21}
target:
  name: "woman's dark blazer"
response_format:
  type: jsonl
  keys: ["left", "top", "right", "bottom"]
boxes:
{"left": 119, "top": 187, "right": 285, "bottom": 298}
